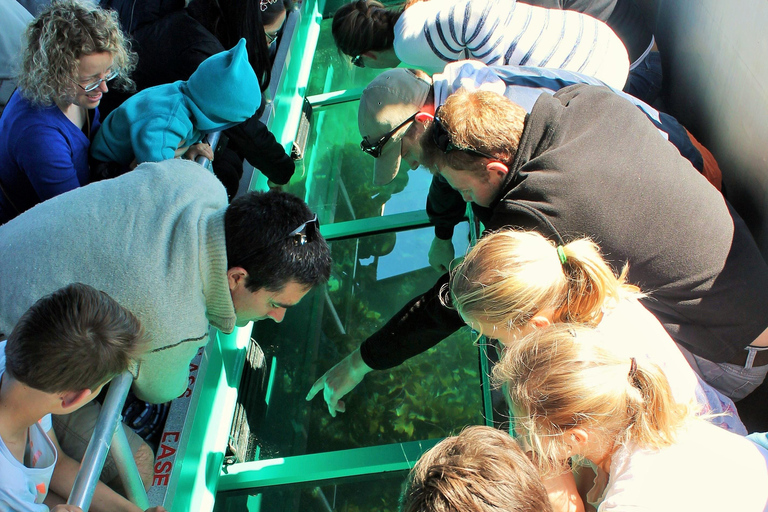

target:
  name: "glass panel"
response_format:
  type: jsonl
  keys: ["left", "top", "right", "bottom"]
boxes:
{"left": 236, "top": 228, "right": 482, "bottom": 461}
{"left": 214, "top": 470, "right": 409, "bottom": 512}
{"left": 307, "top": 17, "right": 391, "bottom": 96}
{"left": 285, "top": 99, "right": 434, "bottom": 226}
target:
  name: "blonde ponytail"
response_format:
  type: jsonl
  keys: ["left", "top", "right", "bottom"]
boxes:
{"left": 449, "top": 230, "right": 638, "bottom": 333}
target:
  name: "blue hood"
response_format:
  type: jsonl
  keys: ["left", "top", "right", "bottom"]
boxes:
{"left": 183, "top": 38, "right": 261, "bottom": 133}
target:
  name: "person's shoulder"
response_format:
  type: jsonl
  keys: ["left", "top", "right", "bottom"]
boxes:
{"left": 132, "top": 160, "right": 227, "bottom": 197}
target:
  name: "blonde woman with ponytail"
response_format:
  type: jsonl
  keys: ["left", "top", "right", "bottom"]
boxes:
{"left": 449, "top": 229, "right": 745, "bottom": 434}
{"left": 494, "top": 324, "right": 768, "bottom": 512}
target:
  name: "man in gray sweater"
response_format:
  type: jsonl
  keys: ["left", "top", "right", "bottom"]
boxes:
{"left": 0, "top": 158, "right": 330, "bottom": 486}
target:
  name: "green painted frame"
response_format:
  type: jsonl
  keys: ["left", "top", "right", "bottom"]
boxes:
{"left": 157, "top": 0, "right": 495, "bottom": 508}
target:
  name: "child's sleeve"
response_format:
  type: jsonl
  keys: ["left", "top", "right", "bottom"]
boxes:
{"left": 131, "top": 114, "right": 192, "bottom": 164}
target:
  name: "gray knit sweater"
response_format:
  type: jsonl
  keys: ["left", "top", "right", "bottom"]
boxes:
{"left": 0, "top": 159, "right": 236, "bottom": 403}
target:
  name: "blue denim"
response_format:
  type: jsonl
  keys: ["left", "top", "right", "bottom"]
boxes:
{"left": 624, "top": 51, "right": 663, "bottom": 105}
{"left": 677, "top": 344, "right": 768, "bottom": 401}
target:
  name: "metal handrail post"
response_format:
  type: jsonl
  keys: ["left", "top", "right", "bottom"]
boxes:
{"left": 112, "top": 422, "right": 150, "bottom": 509}
{"left": 67, "top": 371, "right": 137, "bottom": 510}
{"left": 196, "top": 131, "right": 221, "bottom": 169}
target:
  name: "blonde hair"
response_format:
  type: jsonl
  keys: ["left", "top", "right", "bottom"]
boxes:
{"left": 448, "top": 230, "right": 639, "bottom": 337}
{"left": 401, "top": 425, "right": 553, "bottom": 512}
{"left": 493, "top": 324, "right": 692, "bottom": 476}
{"left": 424, "top": 88, "right": 527, "bottom": 174}
{"left": 18, "top": 0, "right": 136, "bottom": 107}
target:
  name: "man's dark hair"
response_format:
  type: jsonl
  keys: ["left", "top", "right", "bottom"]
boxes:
{"left": 224, "top": 189, "right": 331, "bottom": 292}
{"left": 5, "top": 283, "right": 147, "bottom": 393}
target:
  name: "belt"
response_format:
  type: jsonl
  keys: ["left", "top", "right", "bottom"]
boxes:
{"left": 728, "top": 346, "right": 768, "bottom": 368}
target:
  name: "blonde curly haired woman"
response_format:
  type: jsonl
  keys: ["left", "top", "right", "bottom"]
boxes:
{"left": 0, "top": 0, "right": 135, "bottom": 224}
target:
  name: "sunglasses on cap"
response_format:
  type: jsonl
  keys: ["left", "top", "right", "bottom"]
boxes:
{"left": 360, "top": 113, "right": 417, "bottom": 158}
{"left": 432, "top": 111, "right": 498, "bottom": 161}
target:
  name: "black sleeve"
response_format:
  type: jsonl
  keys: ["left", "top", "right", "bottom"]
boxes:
{"left": 223, "top": 115, "right": 295, "bottom": 185}
{"left": 359, "top": 272, "right": 467, "bottom": 370}
{"left": 426, "top": 174, "right": 467, "bottom": 240}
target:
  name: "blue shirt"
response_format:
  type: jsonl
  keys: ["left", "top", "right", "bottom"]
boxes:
{"left": 0, "top": 90, "right": 99, "bottom": 224}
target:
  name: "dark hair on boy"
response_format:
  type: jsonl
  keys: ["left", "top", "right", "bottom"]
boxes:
{"left": 225, "top": 189, "right": 331, "bottom": 292}
{"left": 332, "top": 0, "right": 401, "bottom": 58}
{"left": 5, "top": 283, "right": 147, "bottom": 393}
{"left": 401, "top": 426, "right": 553, "bottom": 512}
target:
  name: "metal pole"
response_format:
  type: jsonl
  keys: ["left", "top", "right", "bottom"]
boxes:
{"left": 67, "top": 372, "right": 134, "bottom": 510}
{"left": 111, "top": 423, "right": 150, "bottom": 509}
{"left": 196, "top": 132, "right": 221, "bottom": 169}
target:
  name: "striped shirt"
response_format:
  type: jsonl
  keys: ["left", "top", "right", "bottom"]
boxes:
{"left": 394, "top": 0, "right": 630, "bottom": 89}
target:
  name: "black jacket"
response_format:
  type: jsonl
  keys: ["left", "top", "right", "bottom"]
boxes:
{"left": 361, "top": 85, "right": 768, "bottom": 369}
{"left": 98, "top": 2, "right": 294, "bottom": 188}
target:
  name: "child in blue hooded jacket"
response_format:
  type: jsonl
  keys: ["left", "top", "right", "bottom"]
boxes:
{"left": 91, "top": 38, "right": 259, "bottom": 168}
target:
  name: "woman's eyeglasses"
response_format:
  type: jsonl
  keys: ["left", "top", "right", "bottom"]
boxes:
{"left": 360, "top": 113, "right": 417, "bottom": 158}
{"left": 432, "top": 111, "right": 498, "bottom": 160}
{"left": 266, "top": 29, "right": 280, "bottom": 44}
{"left": 71, "top": 70, "right": 119, "bottom": 93}
{"left": 351, "top": 55, "right": 365, "bottom": 68}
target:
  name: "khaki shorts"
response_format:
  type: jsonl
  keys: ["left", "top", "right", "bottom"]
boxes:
{"left": 52, "top": 400, "right": 147, "bottom": 483}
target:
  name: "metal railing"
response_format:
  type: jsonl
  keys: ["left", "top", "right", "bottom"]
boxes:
{"left": 67, "top": 371, "right": 150, "bottom": 510}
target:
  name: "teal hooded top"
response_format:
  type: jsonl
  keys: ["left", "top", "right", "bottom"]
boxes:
{"left": 91, "top": 38, "right": 260, "bottom": 165}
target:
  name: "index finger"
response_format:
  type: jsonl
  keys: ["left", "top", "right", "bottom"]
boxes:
{"left": 306, "top": 377, "right": 324, "bottom": 401}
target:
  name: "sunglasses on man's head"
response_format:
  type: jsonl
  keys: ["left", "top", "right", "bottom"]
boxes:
{"left": 360, "top": 113, "right": 417, "bottom": 158}
{"left": 431, "top": 113, "right": 498, "bottom": 161}
{"left": 236, "top": 213, "right": 320, "bottom": 265}
{"left": 287, "top": 213, "right": 319, "bottom": 246}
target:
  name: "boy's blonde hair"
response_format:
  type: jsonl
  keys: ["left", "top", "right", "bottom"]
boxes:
{"left": 400, "top": 425, "right": 553, "bottom": 512}
{"left": 493, "top": 324, "right": 692, "bottom": 476}
{"left": 448, "top": 230, "right": 639, "bottom": 337}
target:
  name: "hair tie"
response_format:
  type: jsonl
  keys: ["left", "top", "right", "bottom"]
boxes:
{"left": 260, "top": 0, "right": 278, "bottom": 11}
{"left": 628, "top": 357, "right": 638, "bottom": 381}
{"left": 556, "top": 246, "right": 567, "bottom": 265}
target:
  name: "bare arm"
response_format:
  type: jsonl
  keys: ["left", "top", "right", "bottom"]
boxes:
{"left": 48, "top": 429, "right": 165, "bottom": 512}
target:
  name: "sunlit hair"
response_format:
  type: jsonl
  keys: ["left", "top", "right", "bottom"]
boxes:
{"left": 446, "top": 230, "right": 640, "bottom": 340}
{"left": 332, "top": 0, "right": 402, "bottom": 58}
{"left": 492, "top": 324, "right": 693, "bottom": 477}
{"left": 17, "top": 0, "right": 136, "bottom": 107}
{"left": 423, "top": 89, "right": 526, "bottom": 174}
{"left": 400, "top": 425, "right": 553, "bottom": 512}
{"left": 5, "top": 283, "right": 148, "bottom": 393}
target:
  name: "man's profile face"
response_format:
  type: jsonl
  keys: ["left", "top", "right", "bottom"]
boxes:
{"left": 228, "top": 271, "right": 310, "bottom": 326}
{"left": 439, "top": 165, "right": 505, "bottom": 208}
{"left": 400, "top": 120, "right": 430, "bottom": 170}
